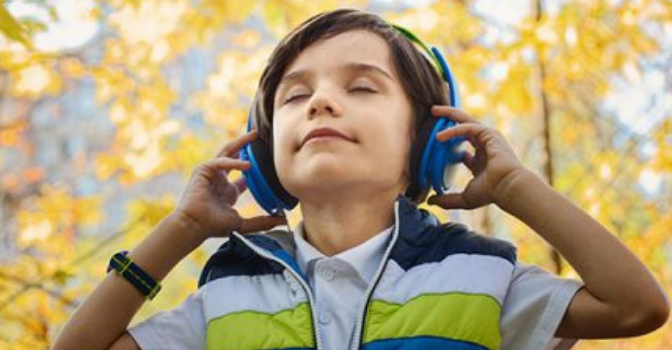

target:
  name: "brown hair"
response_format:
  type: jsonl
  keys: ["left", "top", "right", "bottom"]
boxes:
{"left": 251, "top": 8, "right": 450, "bottom": 202}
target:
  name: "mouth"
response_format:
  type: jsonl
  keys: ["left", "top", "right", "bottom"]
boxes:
{"left": 301, "top": 127, "right": 355, "bottom": 148}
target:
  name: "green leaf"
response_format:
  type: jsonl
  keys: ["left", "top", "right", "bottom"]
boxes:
{"left": 0, "top": 2, "right": 33, "bottom": 49}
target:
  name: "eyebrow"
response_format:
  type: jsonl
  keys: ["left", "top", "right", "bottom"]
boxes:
{"left": 278, "top": 62, "right": 395, "bottom": 88}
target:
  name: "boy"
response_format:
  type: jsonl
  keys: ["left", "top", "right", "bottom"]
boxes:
{"left": 53, "top": 9, "right": 669, "bottom": 350}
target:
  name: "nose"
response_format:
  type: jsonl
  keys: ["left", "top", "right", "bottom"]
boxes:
{"left": 308, "top": 88, "right": 342, "bottom": 119}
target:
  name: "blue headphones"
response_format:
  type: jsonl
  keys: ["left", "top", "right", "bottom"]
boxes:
{"left": 240, "top": 24, "right": 465, "bottom": 216}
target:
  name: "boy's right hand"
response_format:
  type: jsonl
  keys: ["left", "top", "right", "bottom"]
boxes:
{"left": 171, "top": 130, "right": 287, "bottom": 241}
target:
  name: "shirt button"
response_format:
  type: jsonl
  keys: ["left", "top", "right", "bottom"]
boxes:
{"left": 319, "top": 311, "right": 332, "bottom": 324}
{"left": 320, "top": 267, "right": 335, "bottom": 281}
{"left": 289, "top": 281, "right": 299, "bottom": 293}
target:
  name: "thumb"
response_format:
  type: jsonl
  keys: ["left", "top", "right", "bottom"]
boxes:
{"left": 428, "top": 193, "right": 467, "bottom": 210}
{"left": 237, "top": 214, "right": 288, "bottom": 234}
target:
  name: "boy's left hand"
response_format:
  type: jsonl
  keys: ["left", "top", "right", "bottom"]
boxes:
{"left": 427, "top": 105, "right": 528, "bottom": 210}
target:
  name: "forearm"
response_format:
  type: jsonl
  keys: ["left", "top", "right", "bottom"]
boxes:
{"left": 497, "top": 169, "right": 668, "bottom": 313}
{"left": 52, "top": 214, "right": 204, "bottom": 350}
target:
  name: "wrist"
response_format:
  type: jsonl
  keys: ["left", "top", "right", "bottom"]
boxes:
{"left": 493, "top": 167, "right": 543, "bottom": 212}
{"left": 167, "top": 211, "right": 209, "bottom": 246}
{"left": 125, "top": 214, "right": 205, "bottom": 282}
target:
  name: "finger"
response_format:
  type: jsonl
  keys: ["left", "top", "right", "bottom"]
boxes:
{"left": 427, "top": 193, "right": 468, "bottom": 210}
{"left": 212, "top": 169, "right": 230, "bottom": 188}
{"left": 461, "top": 150, "right": 478, "bottom": 173}
{"left": 234, "top": 177, "right": 247, "bottom": 194}
{"left": 238, "top": 215, "right": 288, "bottom": 234}
{"left": 205, "top": 157, "right": 252, "bottom": 189}
{"left": 217, "top": 178, "right": 246, "bottom": 204}
{"left": 202, "top": 158, "right": 251, "bottom": 180}
{"left": 216, "top": 129, "right": 259, "bottom": 158}
{"left": 431, "top": 106, "right": 479, "bottom": 124}
{"left": 227, "top": 151, "right": 241, "bottom": 160}
{"left": 221, "top": 184, "right": 240, "bottom": 206}
{"left": 436, "top": 123, "right": 487, "bottom": 142}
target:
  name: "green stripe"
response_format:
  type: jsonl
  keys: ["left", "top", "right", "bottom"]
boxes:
{"left": 363, "top": 293, "right": 502, "bottom": 350}
{"left": 206, "top": 302, "right": 315, "bottom": 350}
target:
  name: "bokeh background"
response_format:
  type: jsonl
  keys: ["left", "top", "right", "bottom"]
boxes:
{"left": 1, "top": 0, "right": 671, "bottom": 349}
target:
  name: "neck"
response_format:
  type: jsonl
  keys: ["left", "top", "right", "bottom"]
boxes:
{"left": 298, "top": 189, "right": 401, "bottom": 256}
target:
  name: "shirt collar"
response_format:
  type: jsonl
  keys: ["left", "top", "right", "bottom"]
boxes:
{"left": 292, "top": 220, "right": 394, "bottom": 284}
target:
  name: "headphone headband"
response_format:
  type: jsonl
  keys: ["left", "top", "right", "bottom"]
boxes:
{"left": 390, "top": 23, "right": 460, "bottom": 108}
{"left": 390, "top": 23, "right": 446, "bottom": 78}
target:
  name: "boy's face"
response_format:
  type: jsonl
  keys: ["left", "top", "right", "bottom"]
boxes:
{"left": 272, "top": 29, "right": 414, "bottom": 202}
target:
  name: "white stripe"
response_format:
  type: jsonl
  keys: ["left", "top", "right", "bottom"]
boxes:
{"left": 201, "top": 271, "right": 307, "bottom": 322}
{"left": 373, "top": 254, "right": 514, "bottom": 305}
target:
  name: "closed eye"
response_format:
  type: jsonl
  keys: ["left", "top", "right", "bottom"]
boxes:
{"left": 284, "top": 94, "right": 311, "bottom": 104}
{"left": 349, "top": 86, "right": 377, "bottom": 93}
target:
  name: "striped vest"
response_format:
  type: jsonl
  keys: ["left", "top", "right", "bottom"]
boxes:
{"left": 198, "top": 196, "right": 517, "bottom": 350}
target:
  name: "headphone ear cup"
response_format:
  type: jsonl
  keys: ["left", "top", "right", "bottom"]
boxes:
{"left": 247, "top": 137, "right": 298, "bottom": 213}
{"left": 406, "top": 116, "right": 438, "bottom": 202}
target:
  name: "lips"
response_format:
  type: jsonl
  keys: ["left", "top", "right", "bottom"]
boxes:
{"left": 301, "top": 127, "right": 355, "bottom": 147}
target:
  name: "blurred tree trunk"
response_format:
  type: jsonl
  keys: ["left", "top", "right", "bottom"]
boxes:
{"left": 534, "top": 0, "right": 563, "bottom": 275}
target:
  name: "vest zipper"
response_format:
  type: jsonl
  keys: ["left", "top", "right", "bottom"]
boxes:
{"left": 349, "top": 201, "right": 402, "bottom": 350}
{"left": 233, "top": 233, "right": 324, "bottom": 350}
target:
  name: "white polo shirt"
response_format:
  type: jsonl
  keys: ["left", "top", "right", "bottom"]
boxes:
{"left": 128, "top": 222, "right": 583, "bottom": 350}
{"left": 292, "top": 221, "right": 395, "bottom": 350}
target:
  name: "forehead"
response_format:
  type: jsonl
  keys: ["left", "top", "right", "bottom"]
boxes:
{"left": 284, "top": 29, "right": 394, "bottom": 76}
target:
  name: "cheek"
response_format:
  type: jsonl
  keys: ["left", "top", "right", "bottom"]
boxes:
{"left": 366, "top": 121, "right": 413, "bottom": 169}
{"left": 271, "top": 116, "right": 295, "bottom": 173}
{"left": 376, "top": 103, "right": 414, "bottom": 148}
{"left": 379, "top": 110, "right": 414, "bottom": 171}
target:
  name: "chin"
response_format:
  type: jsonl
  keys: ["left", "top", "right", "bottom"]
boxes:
{"left": 297, "top": 167, "right": 355, "bottom": 185}
{"left": 282, "top": 170, "right": 357, "bottom": 197}
{"left": 294, "top": 153, "right": 357, "bottom": 173}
